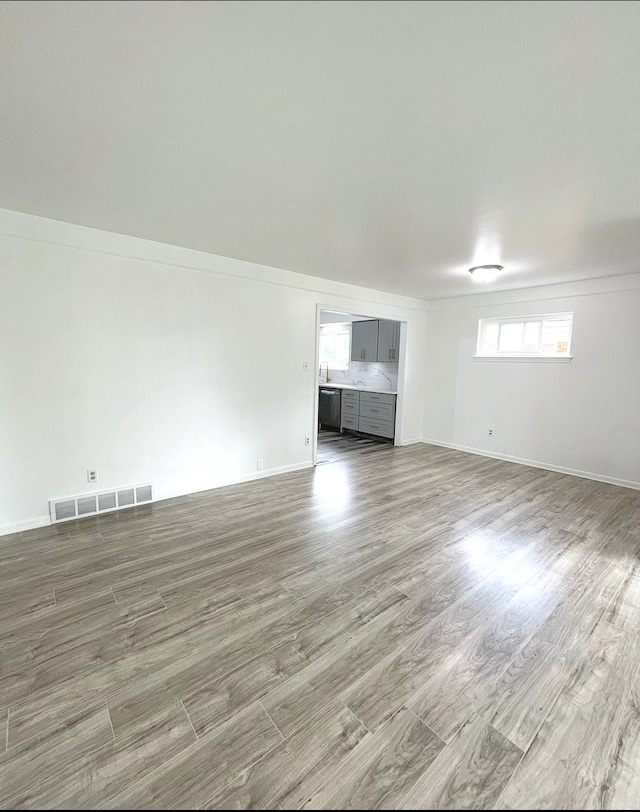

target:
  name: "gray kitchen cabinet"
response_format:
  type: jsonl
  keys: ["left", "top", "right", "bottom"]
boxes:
{"left": 340, "top": 389, "right": 359, "bottom": 431}
{"left": 376, "top": 320, "right": 400, "bottom": 362}
{"left": 359, "top": 391, "right": 396, "bottom": 438}
{"left": 358, "top": 415, "right": 395, "bottom": 438}
{"left": 350, "top": 320, "right": 379, "bottom": 362}
{"left": 340, "top": 389, "right": 396, "bottom": 440}
{"left": 359, "top": 399, "right": 394, "bottom": 421}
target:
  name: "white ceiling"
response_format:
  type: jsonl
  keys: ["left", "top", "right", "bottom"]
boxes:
{"left": 1, "top": 1, "right": 638, "bottom": 299}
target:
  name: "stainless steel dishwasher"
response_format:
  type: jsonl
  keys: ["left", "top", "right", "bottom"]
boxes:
{"left": 318, "top": 387, "right": 341, "bottom": 430}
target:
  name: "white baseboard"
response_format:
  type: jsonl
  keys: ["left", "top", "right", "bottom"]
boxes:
{"left": 399, "top": 437, "right": 422, "bottom": 446}
{"left": 135, "top": 461, "right": 315, "bottom": 510}
{"left": 5, "top": 446, "right": 635, "bottom": 540}
{"left": 0, "top": 461, "right": 316, "bottom": 539}
{"left": 420, "top": 438, "right": 640, "bottom": 491}
{"left": 0, "top": 515, "right": 52, "bottom": 537}
{"left": 236, "top": 461, "right": 315, "bottom": 483}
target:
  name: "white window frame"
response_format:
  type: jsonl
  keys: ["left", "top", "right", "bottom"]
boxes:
{"left": 475, "top": 312, "right": 574, "bottom": 361}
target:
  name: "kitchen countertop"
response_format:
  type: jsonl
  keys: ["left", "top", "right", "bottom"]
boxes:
{"left": 318, "top": 382, "right": 397, "bottom": 396}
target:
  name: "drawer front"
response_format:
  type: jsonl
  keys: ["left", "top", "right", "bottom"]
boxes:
{"left": 341, "top": 389, "right": 360, "bottom": 403}
{"left": 359, "top": 402, "right": 394, "bottom": 421}
{"left": 359, "top": 391, "right": 396, "bottom": 407}
{"left": 341, "top": 414, "right": 358, "bottom": 430}
{"left": 341, "top": 400, "right": 358, "bottom": 416}
{"left": 358, "top": 416, "right": 394, "bottom": 439}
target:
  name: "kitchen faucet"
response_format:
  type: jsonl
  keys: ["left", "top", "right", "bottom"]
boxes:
{"left": 319, "top": 361, "right": 330, "bottom": 382}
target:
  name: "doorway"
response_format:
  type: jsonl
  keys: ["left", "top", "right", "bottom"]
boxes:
{"left": 314, "top": 308, "right": 405, "bottom": 465}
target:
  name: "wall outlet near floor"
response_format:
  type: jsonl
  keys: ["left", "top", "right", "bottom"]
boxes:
{"left": 256, "top": 458, "right": 264, "bottom": 471}
{"left": 488, "top": 429, "right": 493, "bottom": 437}
{"left": 304, "top": 436, "right": 310, "bottom": 446}
{"left": 87, "top": 469, "right": 98, "bottom": 483}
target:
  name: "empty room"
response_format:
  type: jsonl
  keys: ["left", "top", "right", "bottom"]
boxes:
{"left": 1, "top": 1, "right": 639, "bottom": 809}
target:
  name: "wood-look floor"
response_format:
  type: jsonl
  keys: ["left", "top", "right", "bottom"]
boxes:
{"left": 316, "top": 428, "right": 390, "bottom": 464}
{"left": 0, "top": 441, "right": 638, "bottom": 809}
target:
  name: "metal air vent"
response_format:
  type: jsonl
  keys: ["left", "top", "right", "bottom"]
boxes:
{"left": 49, "top": 482, "right": 153, "bottom": 524}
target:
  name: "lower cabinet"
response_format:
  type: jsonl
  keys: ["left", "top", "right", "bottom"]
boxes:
{"left": 340, "top": 389, "right": 396, "bottom": 439}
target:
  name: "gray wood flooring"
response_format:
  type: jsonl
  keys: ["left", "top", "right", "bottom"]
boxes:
{"left": 0, "top": 442, "right": 638, "bottom": 809}
{"left": 316, "top": 428, "right": 390, "bottom": 464}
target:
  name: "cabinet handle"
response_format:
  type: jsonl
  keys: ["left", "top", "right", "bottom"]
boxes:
{"left": 388, "top": 349, "right": 392, "bottom": 359}
{"left": 363, "top": 349, "right": 366, "bottom": 360}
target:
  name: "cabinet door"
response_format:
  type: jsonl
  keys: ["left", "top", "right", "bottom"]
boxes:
{"left": 361, "top": 320, "right": 379, "bottom": 362}
{"left": 351, "top": 320, "right": 378, "bottom": 362}
{"left": 393, "top": 321, "right": 401, "bottom": 362}
{"left": 350, "top": 321, "right": 365, "bottom": 362}
{"left": 377, "top": 320, "right": 396, "bottom": 362}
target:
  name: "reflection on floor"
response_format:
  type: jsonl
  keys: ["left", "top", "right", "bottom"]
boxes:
{"left": 316, "top": 428, "right": 392, "bottom": 464}
{"left": 0, "top": 444, "right": 638, "bottom": 808}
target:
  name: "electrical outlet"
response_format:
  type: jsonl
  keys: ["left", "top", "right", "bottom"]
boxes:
{"left": 305, "top": 436, "right": 310, "bottom": 446}
{"left": 87, "top": 469, "right": 98, "bottom": 483}
{"left": 488, "top": 429, "right": 493, "bottom": 437}
{"left": 256, "top": 458, "right": 264, "bottom": 471}
{"left": 302, "top": 361, "right": 309, "bottom": 372}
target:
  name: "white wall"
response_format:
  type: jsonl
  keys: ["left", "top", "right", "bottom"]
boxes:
{"left": 421, "top": 274, "right": 640, "bottom": 488}
{"left": 3, "top": 207, "right": 637, "bottom": 535}
{"left": 0, "top": 210, "right": 428, "bottom": 534}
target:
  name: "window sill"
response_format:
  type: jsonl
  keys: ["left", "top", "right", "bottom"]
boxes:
{"left": 473, "top": 355, "right": 573, "bottom": 363}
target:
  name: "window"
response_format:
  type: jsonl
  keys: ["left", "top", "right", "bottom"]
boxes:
{"left": 476, "top": 313, "right": 573, "bottom": 359}
{"left": 319, "top": 323, "right": 350, "bottom": 370}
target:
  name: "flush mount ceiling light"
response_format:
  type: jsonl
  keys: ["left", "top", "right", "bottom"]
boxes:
{"left": 468, "top": 264, "right": 503, "bottom": 283}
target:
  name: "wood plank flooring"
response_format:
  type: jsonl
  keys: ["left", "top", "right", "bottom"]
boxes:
{"left": 0, "top": 442, "right": 638, "bottom": 809}
{"left": 316, "top": 428, "right": 390, "bottom": 464}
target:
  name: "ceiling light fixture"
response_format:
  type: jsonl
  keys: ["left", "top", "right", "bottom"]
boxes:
{"left": 468, "top": 264, "right": 503, "bottom": 283}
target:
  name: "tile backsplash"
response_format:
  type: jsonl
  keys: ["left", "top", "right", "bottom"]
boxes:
{"left": 319, "top": 361, "right": 397, "bottom": 391}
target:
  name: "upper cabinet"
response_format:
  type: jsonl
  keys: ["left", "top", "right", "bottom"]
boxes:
{"left": 351, "top": 319, "right": 400, "bottom": 363}
{"left": 350, "top": 320, "right": 379, "bottom": 362}
{"left": 376, "top": 320, "right": 400, "bottom": 362}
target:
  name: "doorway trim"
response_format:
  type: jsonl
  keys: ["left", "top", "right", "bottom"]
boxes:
{"left": 312, "top": 303, "right": 408, "bottom": 465}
